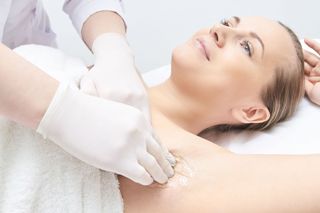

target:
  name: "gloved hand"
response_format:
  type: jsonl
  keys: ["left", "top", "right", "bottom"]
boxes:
{"left": 79, "top": 32, "right": 176, "bottom": 177}
{"left": 80, "top": 33, "right": 150, "bottom": 118}
{"left": 37, "top": 83, "right": 174, "bottom": 185}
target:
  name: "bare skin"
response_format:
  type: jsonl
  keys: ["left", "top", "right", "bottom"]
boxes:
{"left": 119, "top": 102, "right": 320, "bottom": 213}
{"left": 118, "top": 17, "right": 320, "bottom": 212}
{"left": 304, "top": 38, "right": 320, "bottom": 105}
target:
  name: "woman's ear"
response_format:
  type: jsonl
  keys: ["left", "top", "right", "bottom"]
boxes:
{"left": 231, "top": 105, "right": 270, "bottom": 124}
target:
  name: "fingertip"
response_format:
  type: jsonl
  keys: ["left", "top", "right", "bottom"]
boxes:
{"left": 139, "top": 151, "right": 170, "bottom": 184}
{"left": 155, "top": 172, "right": 169, "bottom": 184}
{"left": 159, "top": 160, "right": 174, "bottom": 180}
{"left": 146, "top": 136, "right": 174, "bottom": 178}
{"left": 304, "top": 38, "right": 314, "bottom": 45}
{"left": 304, "top": 78, "right": 313, "bottom": 96}
{"left": 158, "top": 176, "right": 169, "bottom": 184}
{"left": 166, "top": 152, "right": 177, "bottom": 166}
{"left": 159, "top": 159, "right": 174, "bottom": 179}
{"left": 162, "top": 152, "right": 175, "bottom": 178}
{"left": 166, "top": 164, "right": 175, "bottom": 178}
{"left": 140, "top": 177, "right": 154, "bottom": 186}
{"left": 130, "top": 168, "right": 154, "bottom": 186}
{"left": 139, "top": 174, "right": 154, "bottom": 186}
{"left": 304, "top": 37, "right": 311, "bottom": 42}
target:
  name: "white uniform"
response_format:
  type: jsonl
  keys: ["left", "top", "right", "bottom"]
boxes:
{"left": 0, "top": 0, "right": 125, "bottom": 48}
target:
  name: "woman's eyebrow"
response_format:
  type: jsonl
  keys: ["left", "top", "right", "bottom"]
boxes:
{"left": 233, "top": 16, "right": 265, "bottom": 58}
{"left": 232, "top": 16, "right": 240, "bottom": 24}
{"left": 249, "top": 32, "right": 265, "bottom": 58}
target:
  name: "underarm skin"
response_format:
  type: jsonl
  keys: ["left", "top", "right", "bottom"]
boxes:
{"left": 119, "top": 134, "right": 320, "bottom": 213}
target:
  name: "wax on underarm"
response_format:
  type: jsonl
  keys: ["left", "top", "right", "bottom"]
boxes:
{"left": 149, "top": 155, "right": 194, "bottom": 188}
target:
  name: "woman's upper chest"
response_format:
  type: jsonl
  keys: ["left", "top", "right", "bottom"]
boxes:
{"left": 154, "top": 115, "right": 225, "bottom": 157}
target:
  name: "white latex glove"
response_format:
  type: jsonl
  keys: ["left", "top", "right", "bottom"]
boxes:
{"left": 80, "top": 33, "right": 150, "bottom": 118}
{"left": 37, "top": 83, "right": 174, "bottom": 185}
{"left": 80, "top": 33, "right": 176, "bottom": 175}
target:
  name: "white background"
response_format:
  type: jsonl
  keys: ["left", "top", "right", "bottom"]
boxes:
{"left": 42, "top": 0, "right": 320, "bottom": 72}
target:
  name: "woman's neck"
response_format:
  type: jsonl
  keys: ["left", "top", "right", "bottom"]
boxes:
{"left": 147, "top": 79, "right": 222, "bottom": 135}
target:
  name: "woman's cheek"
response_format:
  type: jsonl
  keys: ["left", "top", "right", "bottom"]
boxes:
{"left": 172, "top": 45, "right": 203, "bottom": 72}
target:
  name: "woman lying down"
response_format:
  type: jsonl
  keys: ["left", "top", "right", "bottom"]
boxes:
{"left": 2, "top": 16, "right": 320, "bottom": 212}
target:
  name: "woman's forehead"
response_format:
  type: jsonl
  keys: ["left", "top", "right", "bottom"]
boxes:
{"left": 239, "top": 17, "right": 295, "bottom": 62}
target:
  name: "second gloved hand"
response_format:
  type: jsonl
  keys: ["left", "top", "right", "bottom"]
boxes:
{"left": 79, "top": 32, "right": 176, "bottom": 179}
{"left": 80, "top": 33, "right": 150, "bottom": 118}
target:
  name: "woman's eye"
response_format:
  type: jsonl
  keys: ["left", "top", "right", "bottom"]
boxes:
{"left": 240, "top": 40, "right": 252, "bottom": 57}
{"left": 220, "top": 19, "right": 231, "bottom": 27}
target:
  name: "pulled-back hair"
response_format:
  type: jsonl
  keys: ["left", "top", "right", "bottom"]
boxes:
{"left": 200, "top": 22, "right": 304, "bottom": 136}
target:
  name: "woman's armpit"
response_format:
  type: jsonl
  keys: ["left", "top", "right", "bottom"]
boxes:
{"left": 149, "top": 154, "right": 195, "bottom": 189}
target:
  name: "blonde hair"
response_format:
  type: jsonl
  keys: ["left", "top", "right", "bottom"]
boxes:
{"left": 200, "top": 22, "right": 304, "bottom": 135}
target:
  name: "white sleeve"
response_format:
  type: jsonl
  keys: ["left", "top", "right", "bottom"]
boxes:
{"left": 63, "top": 0, "right": 126, "bottom": 34}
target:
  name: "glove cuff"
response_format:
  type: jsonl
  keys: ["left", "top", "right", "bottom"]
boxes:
{"left": 92, "top": 33, "right": 132, "bottom": 57}
{"left": 36, "top": 83, "right": 71, "bottom": 139}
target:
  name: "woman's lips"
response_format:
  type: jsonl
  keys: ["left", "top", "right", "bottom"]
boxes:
{"left": 196, "top": 38, "right": 210, "bottom": 61}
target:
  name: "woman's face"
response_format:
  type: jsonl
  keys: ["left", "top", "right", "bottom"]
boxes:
{"left": 171, "top": 16, "right": 295, "bottom": 118}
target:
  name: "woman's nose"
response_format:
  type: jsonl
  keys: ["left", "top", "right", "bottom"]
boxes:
{"left": 209, "top": 24, "right": 230, "bottom": 48}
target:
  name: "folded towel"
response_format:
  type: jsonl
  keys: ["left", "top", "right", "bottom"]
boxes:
{"left": 0, "top": 45, "right": 123, "bottom": 213}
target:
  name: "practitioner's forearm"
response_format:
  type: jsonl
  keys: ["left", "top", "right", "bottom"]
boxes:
{"left": 209, "top": 153, "right": 320, "bottom": 212}
{"left": 0, "top": 43, "right": 59, "bottom": 129}
{"left": 81, "top": 11, "right": 126, "bottom": 49}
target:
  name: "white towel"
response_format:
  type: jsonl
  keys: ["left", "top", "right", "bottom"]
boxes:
{"left": 0, "top": 45, "right": 124, "bottom": 213}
